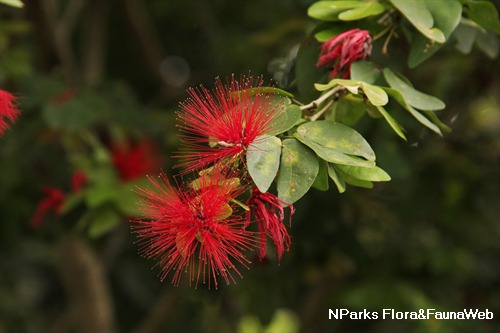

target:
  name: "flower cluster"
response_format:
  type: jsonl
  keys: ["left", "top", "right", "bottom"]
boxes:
{"left": 132, "top": 75, "right": 295, "bottom": 288}
{"left": 0, "top": 90, "right": 21, "bottom": 137}
{"left": 317, "top": 29, "right": 372, "bottom": 79}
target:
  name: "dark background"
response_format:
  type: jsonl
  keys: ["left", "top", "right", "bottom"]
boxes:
{"left": 0, "top": 1, "right": 499, "bottom": 332}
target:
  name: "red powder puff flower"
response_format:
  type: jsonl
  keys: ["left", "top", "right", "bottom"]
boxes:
{"left": 246, "top": 187, "right": 295, "bottom": 262}
{"left": 175, "top": 75, "right": 284, "bottom": 173}
{"left": 317, "top": 29, "right": 372, "bottom": 79}
{"left": 131, "top": 170, "right": 256, "bottom": 289}
{"left": 0, "top": 90, "right": 21, "bottom": 136}
{"left": 30, "top": 186, "right": 65, "bottom": 228}
{"left": 111, "top": 139, "right": 160, "bottom": 181}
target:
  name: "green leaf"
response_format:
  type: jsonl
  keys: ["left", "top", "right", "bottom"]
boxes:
{"left": 312, "top": 159, "right": 329, "bottom": 191}
{"left": 453, "top": 22, "right": 478, "bottom": 54}
{"left": 326, "top": 97, "right": 366, "bottom": 126}
{"left": 362, "top": 83, "right": 389, "bottom": 106}
{"left": 383, "top": 68, "right": 445, "bottom": 110}
{"left": 389, "top": 0, "right": 445, "bottom": 42}
{"left": 242, "top": 87, "right": 295, "bottom": 98}
{"left": 423, "top": 110, "right": 452, "bottom": 134}
{"left": 383, "top": 87, "right": 442, "bottom": 135}
{"left": 85, "top": 185, "right": 118, "bottom": 208}
{"left": 350, "top": 61, "right": 380, "bottom": 85}
{"left": 375, "top": 106, "right": 407, "bottom": 140}
{"left": 334, "top": 166, "right": 374, "bottom": 188}
{"left": 464, "top": 0, "right": 500, "bottom": 35}
{"left": 247, "top": 135, "right": 282, "bottom": 193}
{"left": 335, "top": 164, "right": 391, "bottom": 182}
{"left": 314, "top": 26, "right": 347, "bottom": 42}
{"left": 409, "top": 0, "right": 462, "bottom": 68}
{"left": 475, "top": 30, "right": 500, "bottom": 58}
{"left": 315, "top": 79, "right": 388, "bottom": 106}
{"left": 327, "top": 163, "right": 346, "bottom": 193}
{"left": 268, "top": 104, "right": 302, "bottom": 136}
{"left": 338, "top": 2, "right": 386, "bottom": 21}
{"left": 88, "top": 206, "right": 121, "bottom": 238}
{"left": 308, "top": 1, "right": 364, "bottom": 21}
{"left": 277, "top": 139, "right": 319, "bottom": 204}
{"left": 296, "top": 120, "right": 375, "bottom": 161}
{"left": 114, "top": 180, "right": 147, "bottom": 216}
{"left": 296, "top": 36, "right": 325, "bottom": 101}
{"left": 315, "top": 79, "right": 360, "bottom": 93}
{"left": 0, "top": 0, "right": 23, "bottom": 8}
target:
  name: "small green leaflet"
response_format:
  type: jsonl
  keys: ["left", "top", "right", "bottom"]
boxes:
{"left": 308, "top": 1, "right": 364, "bottom": 21}
{"left": 375, "top": 106, "right": 407, "bottom": 140}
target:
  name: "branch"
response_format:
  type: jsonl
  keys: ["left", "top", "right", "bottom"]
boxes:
{"left": 83, "top": 0, "right": 108, "bottom": 85}
{"left": 38, "top": 0, "right": 82, "bottom": 83}
{"left": 58, "top": 235, "right": 116, "bottom": 333}
{"left": 122, "top": 0, "right": 166, "bottom": 84}
{"left": 299, "top": 86, "right": 344, "bottom": 112}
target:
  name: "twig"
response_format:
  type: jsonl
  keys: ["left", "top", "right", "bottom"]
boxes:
{"left": 310, "top": 99, "right": 333, "bottom": 121}
{"left": 39, "top": 0, "right": 80, "bottom": 83}
{"left": 58, "top": 235, "right": 116, "bottom": 333}
{"left": 122, "top": 0, "right": 166, "bottom": 84}
{"left": 83, "top": 0, "right": 108, "bottom": 85}
{"left": 299, "top": 86, "right": 344, "bottom": 111}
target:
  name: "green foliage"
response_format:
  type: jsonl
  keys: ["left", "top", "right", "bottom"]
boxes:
{"left": 277, "top": 138, "right": 319, "bottom": 203}
{"left": 247, "top": 135, "right": 282, "bottom": 193}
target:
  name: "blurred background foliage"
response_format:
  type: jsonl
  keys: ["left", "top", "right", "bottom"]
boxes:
{"left": 0, "top": 0, "right": 499, "bottom": 333}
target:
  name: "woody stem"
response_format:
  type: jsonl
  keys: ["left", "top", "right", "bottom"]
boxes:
{"left": 299, "top": 86, "right": 344, "bottom": 112}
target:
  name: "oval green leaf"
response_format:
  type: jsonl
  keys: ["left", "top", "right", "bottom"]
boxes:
{"left": 268, "top": 104, "right": 302, "bottom": 136}
{"left": 277, "top": 139, "right": 319, "bottom": 204}
{"left": 338, "top": 2, "right": 386, "bottom": 21}
{"left": 389, "top": 0, "right": 445, "bottom": 42}
{"left": 335, "top": 164, "right": 391, "bottom": 182}
{"left": 383, "top": 68, "right": 445, "bottom": 110}
{"left": 409, "top": 0, "right": 462, "bottom": 68}
{"left": 334, "top": 166, "right": 374, "bottom": 189}
{"left": 383, "top": 87, "right": 442, "bottom": 135}
{"left": 247, "top": 135, "right": 282, "bottom": 193}
{"left": 350, "top": 61, "right": 380, "bottom": 84}
{"left": 295, "top": 120, "right": 375, "bottom": 162}
{"left": 361, "top": 83, "right": 389, "bottom": 106}
{"left": 464, "top": 0, "right": 500, "bottom": 35}
{"left": 375, "top": 105, "right": 407, "bottom": 140}
{"left": 308, "top": 1, "right": 364, "bottom": 21}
